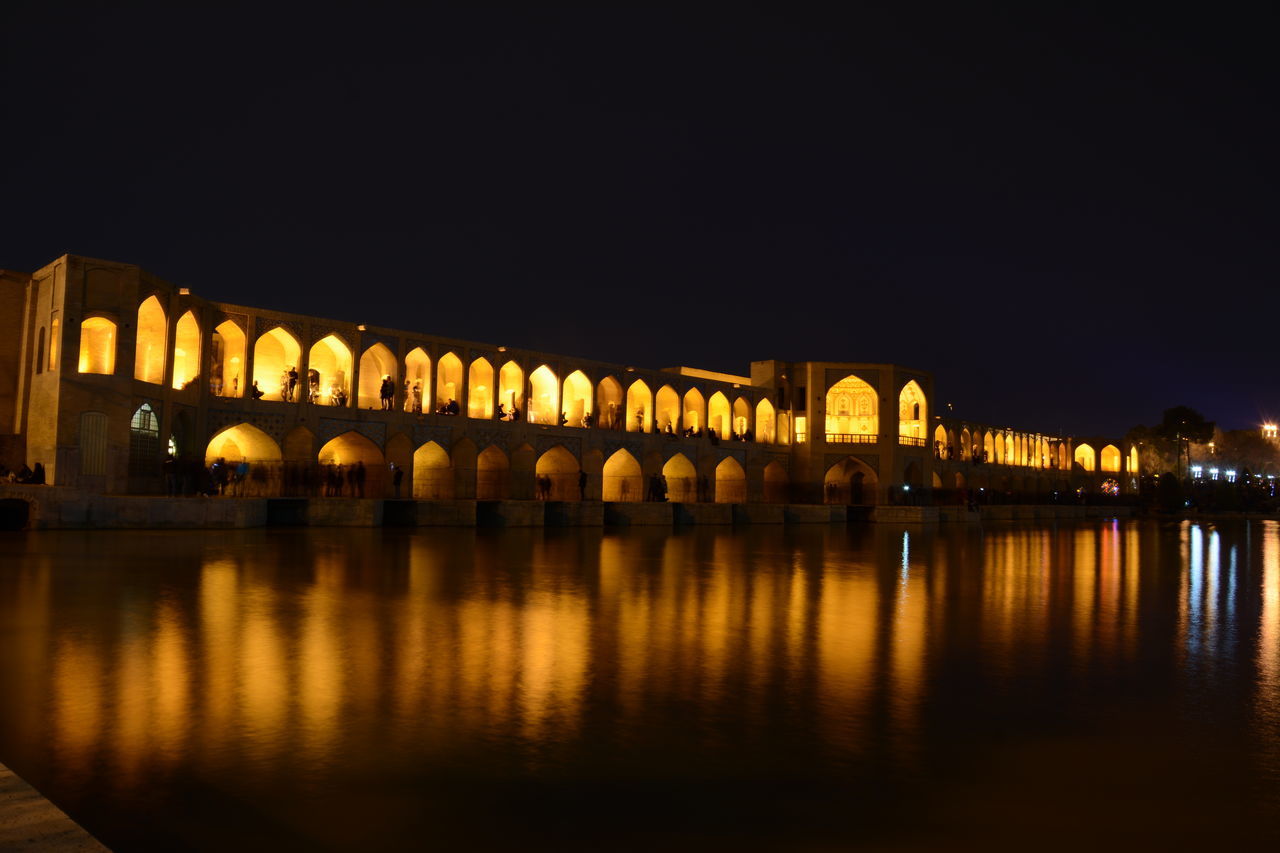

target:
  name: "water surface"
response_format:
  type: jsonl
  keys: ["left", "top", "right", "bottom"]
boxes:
{"left": 1, "top": 521, "right": 1278, "bottom": 849}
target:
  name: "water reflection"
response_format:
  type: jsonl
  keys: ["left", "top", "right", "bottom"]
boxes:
{"left": 2, "top": 521, "right": 1280, "bottom": 848}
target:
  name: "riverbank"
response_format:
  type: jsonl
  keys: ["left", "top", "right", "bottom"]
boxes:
{"left": 0, "top": 763, "right": 108, "bottom": 852}
{"left": 0, "top": 484, "right": 1137, "bottom": 530}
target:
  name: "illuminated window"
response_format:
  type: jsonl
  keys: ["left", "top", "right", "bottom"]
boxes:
{"left": 468, "top": 357, "right": 495, "bottom": 418}
{"left": 211, "top": 320, "right": 246, "bottom": 397}
{"left": 627, "top": 379, "right": 653, "bottom": 433}
{"left": 251, "top": 326, "right": 301, "bottom": 401}
{"left": 528, "top": 365, "right": 558, "bottom": 424}
{"left": 129, "top": 403, "right": 161, "bottom": 477}
{"left": 825, "top": 375, "right": 877, "bottom": 440}
{"left": 562, "top": 370, "right": 593, "bottom": 427}
{"left": 171, "top": 311, "right": 200, "bottom": 390}
{"left": 898, "top": 380, "right": 926, "bottom": 439}
{"left": 78, "top": 317, "right": 117, "bottom": 374}
{"left": 134, "top": 295, "right": 168, "bottom": 383}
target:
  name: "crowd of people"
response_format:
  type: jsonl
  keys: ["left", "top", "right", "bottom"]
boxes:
{"left": 1, "top": 463, "right": 45, "bottom": 484}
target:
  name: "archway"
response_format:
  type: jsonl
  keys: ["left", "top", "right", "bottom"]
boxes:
{"left": 1004, "top": 433, "right": 1014, "bottom": 466}
{"left": 318, "top": 431, "right": 386, "bottom": 497}
{"left": 477, "top": 445, "right": 509, "bottom": 500}
{"left": 824, "top": 457, "right": 879, "bottom": 505}
{"left": 498, "top": 360, "right": 523, "bottom": 419}
{"left": 413, "top": 441, "right": 453, "bottom": 499}
{"left": 205, "top": 423, "right": 282, "bottom": 496}
{"left": 211, "top": 320, "right": 246, "bottom": 397}
{"left": 358, "top": 342, "right": 398, "bottom": 410}
{"left": 656, "top": 385, "right": 680, "bottom": 434}
{"left": 171, "top": 311, "right": 200, "bottom": 390}
{"left": 663, "top": 453, "right": 697, "bottom": 503}
{"left": 1128, "top": 445, "right": 1139, "bottom": 476}
{"left": 310, "top": 334, "right": 353, "bottom": 407}
{"left": 756, "top": 399, "right": 776, "bottom": 443}
{"left": 252, "top": 327, "right": 301, "bottom": 402}
{"left": 597, "top": 376, "right": 623, "bottom": 429}
{"left": 898, "top": 380, "right": 926, "bottom": 440}
{"left": 683, "top": 388, "right": 706, "bottom": 434}
{"left": 602, "top": 449, "right": 643, "bottom": 502}
{"left": 733, "top": 397, "right": 751, "bottom": 439}
{"left": 826, "top": 374, "right": 878, "bottom": 440}
{"left": 960, "top": 428, "right": 971, "bottom": 460}
{"left": 529, "top": 365, "right": 559, "bottom": 425}
{"left": 1100, "top": 444, "right": 1121, "bottom": 473}
{"left": 536, "top": 445, "right": 581, "bottom": 501}
{"left": 404, "top": 347, "right": 431, "bottom": 412}
{"left": 1074, "top": 443, "right": 1096, "bottom": 472}
{"left": 78, "top": 317, "right": 117, "bottom": 375}
{"left": 715, "top": 457, "right": 746, "bottom": 503}
{"left": 468, "top": 357, "right": 495, "bottom": 418}
{"left": 763, "top": 460, "right": 788, "bottom": 503}
{"left": 135, "top": 295, "right": 167, "bottom": 383}
{"left": 626, "top": 379, "right": 652, "bottom": 433}
{"left": 934, "top": 424, "right": 948, "bottom": 456}
{"left": 562, "top": 370, "right": 593, "bottom": 427}
{"left": 708, "top": 391, "right": 731, "bottom": 440}
{"left": 436, "top": 352, "right": 463, "bottom": 413}
{"left": 991, "top": 431, "right": 1004, "bottom": 464}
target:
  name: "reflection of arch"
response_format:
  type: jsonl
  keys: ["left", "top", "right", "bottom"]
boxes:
{"left": 715, "top": 457, "right": 746, "bottom": 503}
{"left": 404, "top": 347, "right": 431, "bottom": 412}
{"left": 683, "top": 388, "right": 706, "bottom": 433}
{"left": 436, "top": 352, "right": 463, "bottom": 412}
{"left": 597, "top": 376, "right": 623, "bottom": 430}
{"left": 358, "top": 342, "right": 398, "bottom": 409}
{"left": 656, "top": 385, "right": 680, "bottom": 434}
{"left": 898, "top": 380, "right": 926, "bottom": 438}
{"left": 252, "top": 327, "right": 301, "bottom": 402}
{"left": 663, "top": 453, "right": 696, "bottom": 503}
{"left": 468, "top": 357, "right": 495, "bottom": 419}
{"left": 319, "top": 431, "right": 386, "bottom": 496}
{"left": 309, "top": 334, "right": 353, "bottom": 406}
{"left": 135, "top": 295, "right": 167, "bottom": 383}
{"left": 756, "top": 399, "right": 776, "bottom": 443}
{"left": 172, "top": 311, "right": 200, "bottom": 390}
{"left": 529, "top": 365, "right": 559, "bottom": 425}
{"left": 708, "top": 391, "right": 731, "bottom": 440}
{"left": 763, "top": 460, "right": 788, "bottom": 503}
{"left": 78, "top": 316, "right": 117, "bottom": 374}
{"left": 212, "top": 320, "right": 245, "bottom": 397}
{"left": 602, "top": 449, "right": 642, "bottom": 502}
{"left": 477, "top": 445, "right": 509, "bottom": 500}
{"left": 825, "top": 375, "right": 878, "bottom": 439}
{"left": 205, "top": 422, "right": 282, "bottom": 466}
{"left": 626, "top": 379, "right": 652, "bottom": 433}
{"left": 824, "top": 457, "right": 879, "bottom": 505}
{"left": 562, "top": 370, "right": 593, "bottom": 427}
{"left": 536, "top": 445, "right": 580, "bottom": 501}
{"left": 1074, "top": 443, "right": 1096, "bottom": 472}
{"left": 498, "top": 360, "right": 523, "bottom": 417}
{"left": 1100, "top": 444, "right": 1121, "bottom": 473}
{"left": 413, "top": 440, "right": 453, "bottom": 499}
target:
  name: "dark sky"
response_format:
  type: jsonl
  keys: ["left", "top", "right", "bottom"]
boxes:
{"left": 3, "top": 3, "right": 1275, "bottom": 436}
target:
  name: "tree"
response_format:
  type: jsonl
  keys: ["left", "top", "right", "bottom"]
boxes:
{"left": 1159, "top": 406, "right": 1215, "bottom": 479}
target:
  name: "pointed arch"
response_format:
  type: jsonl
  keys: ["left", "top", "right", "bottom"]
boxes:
{"left": 562, "top": 369, "right": 593, "bottom": 427}
{"left": 1074, "top": 443, "right": 1096, "bottom": 472}
{"left": 205, "top": 422, "right": 282, "bottom": 465}
{"left": 755, "top": 398, "right": 776, "bottom": 443}
{"left": 468, "top": 356, "right": 495, "bottom": 418}
{"left": 404, "top": 347, "right": 430, "bottom": 412}
{"left": 252, "top": 326, "right": 301, "bottom": 401}
{"left": 498, "top": 360, "right": 523, "bottom": 419}
{"left": 1100, "top": 444, "right": 1121, "bottom": 473}
{"left": 824, "top": 456, "right": 878, "bottom": 505}
{"left": 707, "top": 391, "right": 731, "bottom": 440}
{"left": 78, "top": 317, "right": 116, "bottom": 374}
{"left": 960, "top": 428, "right": 972, "bottom": 460}
{"left": 732, "top": 397, "right": 751, "bottom": 439}
{"left": 212, "top": 320, "right": 246, "bottom": 397}
{"left": 626, "top": 379, "right": 653, "bottom": 433}
{"left": 1004, "top": 433, "right": 1014, "bottom": 465}
{"left": 477, "top": 445, "right": 510, "bottom": 500}
{"left": 714, "top": 456, "right": 746, "bottom": 503}
{"left": 656, "top": 385, "right": 680, "bottom": 434}
{"left": 436, "top": 352, "right": 463, "bottom": 413}
{"left": 1128, "top": 445, "right": 1139, "bottom": 476}
{"left": 318, "top": 430, "right": 385, "bottom": 496}
{"left": 683, "top": 387, "right": 706, "bottom": 434}
{"left": 529, "top": 364, "right": 559, "bottom": 424}
{"left": 898, "top": 379, "right": 926, "bottom": 439}
{"left": 172, "top": 310, "right": 200, "bottom": 390}
{"left": 596, "top": 376, "right": 623, "bottom": 429}
{"left": 934, "top": 424, "right": 948, "bottom": 454}
{"left": 602, "top": 449, "right": 643, "bottom": 502}
{"left": 413, "top": 440, "right": 453, "bottom": 499}
{"left": 358, "top": 342, "right": 398, "bottom": 409}
{"left": 536, "top": 445, "right": 581, "bottom": 501}
{"left": 825, "top": 374, "right": 878, "bottom": 440}
{"left": 134, "top": 295, "right": 167, "bottom": 383}
{"left": 763, "top": 460, "right": 788, "bottom": 503}
{"left": 662, "top": 453, "right": 697, "bottom": 503}
{"left": 309, "top": 334, "right": 353, "bottom": 407}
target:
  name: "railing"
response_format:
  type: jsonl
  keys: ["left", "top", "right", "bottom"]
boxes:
{"left": 826, "top": 433, "right": 878, "bottom": 444}
{"left": 898, "top": 436, "right": 926, "bottom": 447}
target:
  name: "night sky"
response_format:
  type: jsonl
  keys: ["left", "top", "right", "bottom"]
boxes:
{"left": 3, "top": 4, "right": 1275, "bottom": 437}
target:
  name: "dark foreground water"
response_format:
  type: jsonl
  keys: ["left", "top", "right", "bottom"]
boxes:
{"left": 2, "top": 520, "right": 1279, "bottom": 850}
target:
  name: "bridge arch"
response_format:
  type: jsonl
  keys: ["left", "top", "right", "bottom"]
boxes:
{"left": 498, "top": 360, "right": 523, "bottom": 418}
{"left": 477, "top": 445, "right": 510, "bottom": 500}
{"left": 319, "top": 431, "right": 385, "bottom": 496}
{"left": 404, "top": 347, "right": 430, "bottom": 412}
{"left": 206, "top": 422, "right": 281, "bottom": 466}
{"left": 656, "top": 385, "right": 680, "bottom": 434}
{"left": 626, "top": 379, "right": 652, "bottom": 433}
{"left": 172, "top": 311, "right": 200, "bottom": 390}
{"left": 714, "top": 457, "right": 746, "bottom": 503}
{"left": 468, "top": 357, "right": 495, "bottom": 419}
{"left": 825, "top": 457, "right": 878, "bottom": 505}
{"left": 663, "top": 453, "right": 697, "bottom": 503}
{"left": 708, "top": 391, "right": 731, "bottom": 440}
{"left": 536, "top": 445, "right": 581, "bottom": 500}
{"left": 597, "top": 376, "right": 623, "bottom": 429}
{"left": 562, "top": 370, "right": 593, "bottom": 427}
{"left": 1074, "top": 443, "right": 1096, "bottom": 472}
{"left": 310, "top": 334, "right": 353, "bottom": 406}
{"left": 826, "top": 374, "right": 877, "bottom": 440}
{"left": 763, "top": 460, "right": 788, "bottom": 503}
{"left": 756, "top": 398, "right": 776, "bottom": 443}
{"left": 413, "top": 440, "right": 453, "bottom": 499}
{"left": 436, "top": 352, "right": 463, "bottom": 413}
{"left": 135, "top": 295, "right": 167, "bottom": 384}
{"left": 358, "top": 342, "right": 398, "bottom": 410}
{"left": 211, "top": 320, "right": 245, "bottom": 397}
{"left": 683, "top": 388, "right": 706, "bottom": 434}
{"left": 529, "top": 365, "right": 559, "bottom": 424}
{"left": 1100, "top": 444, "right": 1121, "bottom": 473}
{"left": 898, "top": 380, "right": 926, "bottom": 440}
{"left": 602, "top": 448, "right": 643, "bottom": 502}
